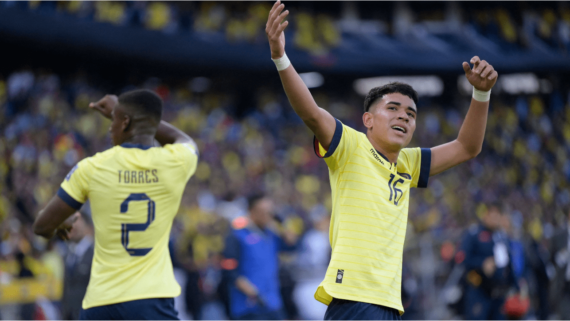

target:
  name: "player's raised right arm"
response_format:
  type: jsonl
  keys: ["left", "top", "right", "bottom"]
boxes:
{"left": 266, "top": 1, "right": 336, "bottom": 149}
{"left": 154, "top": 121, "right": 196, "bottom": 148}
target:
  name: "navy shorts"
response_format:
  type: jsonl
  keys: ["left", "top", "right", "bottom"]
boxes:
{"left": 324, "top": 298, "right": 402, "bottom": 320}
{"left": 80, "top": 298, "right": 179, "bottom": 320}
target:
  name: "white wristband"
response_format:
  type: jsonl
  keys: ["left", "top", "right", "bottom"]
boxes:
{"left": 472, "top": 87, "right": 491, "bottom": 102}
{"left": 271, "top": 52, "right": 291, "bottom": 71}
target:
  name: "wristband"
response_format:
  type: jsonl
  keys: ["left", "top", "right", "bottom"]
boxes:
{"left": 271, "top": 52, "right": 291, "bottom": 71}
{"left": 472, "top": 87, "right": 491, "bottom": 102}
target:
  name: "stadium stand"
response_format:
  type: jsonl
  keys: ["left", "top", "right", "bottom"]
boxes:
{"left": 0, "top": 1, "right": 569, "bottom": 320}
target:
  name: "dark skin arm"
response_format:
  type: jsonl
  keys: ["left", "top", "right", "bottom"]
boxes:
{"left": 155, "top": 120, "right": 195, "bottom": 147}
{"left": 33, "top": 199, "right": 78, "bottom": 240}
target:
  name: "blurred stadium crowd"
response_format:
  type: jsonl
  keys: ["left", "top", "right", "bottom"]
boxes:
{"left": 0, "top": 1, "right": 570, "bottom": 320}
{"left": 1, "top": 67, "right": 569, "bottom": 319}
{"left": 1, "top": 1, "right": 570, "bottom": 55}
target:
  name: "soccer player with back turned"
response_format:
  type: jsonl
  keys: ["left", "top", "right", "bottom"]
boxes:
{"left": 33, "top": 90, "right": 198, "bottom": 320}
{"left": 266, "top": 1, "right": 499, "bottom": 320}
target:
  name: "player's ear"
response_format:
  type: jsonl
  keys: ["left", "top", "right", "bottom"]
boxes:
{"left": 122, "top": 115, "right": 131, "bottom": 132}
{"left": 363, "top": 112, "right": 374, "bottom": 130}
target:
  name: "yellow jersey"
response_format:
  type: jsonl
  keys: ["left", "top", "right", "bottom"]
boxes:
{"left": 313, "top": 120, "right": 430, "bottom": 313}
{"left": 58, "top": 142, "right": 198, "bottom": 309}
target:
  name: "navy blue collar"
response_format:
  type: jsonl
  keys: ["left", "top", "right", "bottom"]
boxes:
{"left": 376, "top": 149, "right": 396, "bottom": 165}
{"left": 120, "top": 143, "right": 152, "bottom": 150}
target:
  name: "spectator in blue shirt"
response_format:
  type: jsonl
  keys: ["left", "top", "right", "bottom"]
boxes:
{"left": 222, "top": 194, "right": 297, "bottom": 320}
{"left": 460, "top": 204, "right": 520, "bottom": 320}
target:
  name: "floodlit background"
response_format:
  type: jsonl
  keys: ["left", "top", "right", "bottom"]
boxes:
{"left": 0, "top": 1, "right": 569, "bottom": 320}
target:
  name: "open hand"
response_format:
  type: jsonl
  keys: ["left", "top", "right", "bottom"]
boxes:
{"left": 266, "top": 0, "right": 289, "bottom": 59}
{"left": 89, "top": 94, "right": 118, "bottom": 120}
{"left": 462, "top": 56, "right": 498, "bottom": 92}
{"left": 55, "top": 212, "right": 79, "bottom": 241}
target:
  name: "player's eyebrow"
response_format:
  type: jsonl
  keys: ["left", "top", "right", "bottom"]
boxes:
{"left": 387, "top": 101, "right": 417, "bottom": 114}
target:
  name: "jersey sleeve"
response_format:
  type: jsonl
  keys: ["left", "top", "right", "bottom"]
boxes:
{"left": 313, "top": 119, "right": 359, "bottom": 171}
{"left": 398, "top": 147, "right": 431, "bottom": 188}
{"left": 58, "top": 158, "right": 93, "bottom": 210}
{"left": 165, "top": 143, "right": 199, "bottom": 181}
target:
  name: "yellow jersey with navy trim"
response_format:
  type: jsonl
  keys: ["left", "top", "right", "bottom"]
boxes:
{"left": 58, "top": 142, "right": 198, "bottom": 309}
{"left": 313, "top": 119, "right": 430, "bottom": 314}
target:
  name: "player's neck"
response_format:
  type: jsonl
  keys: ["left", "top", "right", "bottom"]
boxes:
{"left": 366, "top": 133, "right": 399, "bottom": 163}
{"left": 121, "top": 134, "right": 155, "bottom": 147}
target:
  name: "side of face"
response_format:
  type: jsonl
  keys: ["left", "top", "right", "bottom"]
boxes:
{"left": 109, "top": 104, "right": 131, "bottom": 146}
{"left": 363, "top": 93, "right": 417, "bottom": 151}
{"left": 250, "top": 198, "right": 275, "bottom": 229}
{"left": 484, "top": 207, "right": 503, "bottom": 230}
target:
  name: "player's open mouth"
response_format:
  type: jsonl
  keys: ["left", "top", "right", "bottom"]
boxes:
{"left": 392, "top": 126, "right": 406, "bottom": 133}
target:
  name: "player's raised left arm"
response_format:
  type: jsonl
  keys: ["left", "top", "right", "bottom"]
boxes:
{"left": 154, "top": 121, "right": 196, "bottom": 148}
{"left": 430, "top": 56, "right": 498, "bottom": 176}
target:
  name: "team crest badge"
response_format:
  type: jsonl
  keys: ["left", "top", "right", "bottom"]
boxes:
{"left": 336, "top": 269, "right": 344, "bottom": 284}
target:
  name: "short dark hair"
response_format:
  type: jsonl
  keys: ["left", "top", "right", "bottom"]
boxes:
{"left": 363, "top": 82, "right": 419, "bottom": 113}
{"left": 118, "top": 89, "right": 163, "bottom": 123}
{"left": 486, "top": 202, "right": 503, "bottom": 214}
{"left": 247, "top": 193, "right": 266, "bottom": 210}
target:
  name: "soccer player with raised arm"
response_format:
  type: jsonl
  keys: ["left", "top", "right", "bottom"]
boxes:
{"left": 33, "top": 90, "right": 198, "bottom": 320}
{"left": 266, "top": 2, "right": 498, "bottom": 320}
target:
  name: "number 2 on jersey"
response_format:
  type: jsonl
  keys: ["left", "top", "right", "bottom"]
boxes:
{"left": 388, "top": 174, "right": 404, "bottom": 206}
{"left": 120, "top": 193, "right": 156, "bottom": 256}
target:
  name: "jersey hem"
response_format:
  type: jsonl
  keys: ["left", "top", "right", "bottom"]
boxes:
{"left": 82, "top": 290, "right": 181, "bottom": 310}
{"left": 315, "top": 284, "right": 404, "bottom": 316}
